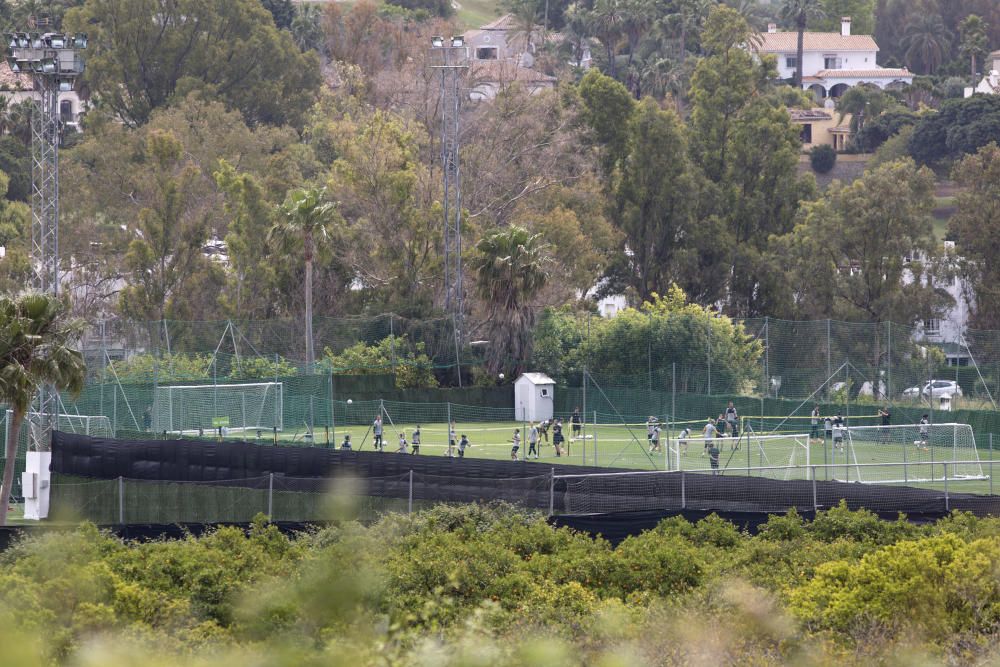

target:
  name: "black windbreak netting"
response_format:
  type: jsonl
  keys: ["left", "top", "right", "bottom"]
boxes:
{"left": 51, "top": 432, "right": 1000, "bottom": 518}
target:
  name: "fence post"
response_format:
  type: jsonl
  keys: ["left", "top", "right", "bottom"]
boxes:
{"left": 991, "top": 434, "right": 994, "bottom": 496}
{"left": 118, "top": 476, "right": 124, "bottom": 525}
{"left": 902, "top": 437, "right": 908, "bottom": 484}
{"left": 681, "top": 471, "right": 686, "bottom": 510}
{"left": 593, "top": 410, "right": 598, "bottom": 465}
{"left": 408, "top": 469, "right": 414, "bottom": 515}
{"left": 812, "top": 468, "right": 818, "bottom": 512}
{"left": 943, "top": 462, "right": 949, "bottom": 512}
{"left": 548, "top": 468, "right": 555, "bottom": 516}
{"left": 267, "top": 473, "right": 273, "bottom": 519}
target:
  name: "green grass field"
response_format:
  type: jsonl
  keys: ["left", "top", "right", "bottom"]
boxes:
{"left": 203, "top": 419, "right": 996, "bottom": 493}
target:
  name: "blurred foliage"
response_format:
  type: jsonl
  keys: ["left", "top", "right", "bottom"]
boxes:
{"left": 321, "top": 335, "right": 439, "bottom": 389}
{"left": 7, "top": 502, "right": 1000, "bottom": 664}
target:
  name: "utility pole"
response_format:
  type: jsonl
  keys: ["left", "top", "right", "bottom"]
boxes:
{"left": 429, "top": 36, "right": 469, "bottom": 385}
{"left": 7, "top": 25, "right": 86, "bottom": 451}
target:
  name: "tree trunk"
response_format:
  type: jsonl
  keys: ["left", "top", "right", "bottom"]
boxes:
{"left": 0, "top": 408, "right": 25, "bottom": 526}
{"left": 304, "top": 231, "right": 315, "bottom": 370}
{"left": 796, "top": 18, "right": 805, "bottom": 89}
{"left": 972, "top": 54, "right": 977, "bottom": 84}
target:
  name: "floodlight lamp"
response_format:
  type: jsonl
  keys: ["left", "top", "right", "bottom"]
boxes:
{"left": 41, "top": 57, "right": 55, "bottom": 74}
{"left": 6, "top": 57, "right": 18, "bottom": 73}
{"left": 74, "top": 33, "right": 87, "bottom": 49}
{"left": 48, "top": 34, "right": 65, "bottom": 49}
{"left": 451, "top": 35, "right": 464, "bottom": 47}
{"left": 29, "top": 59, "right": 42, "bottom": 73}
{"left": 431, "top": 35, "right": 444, "bottom": 48}
{"left": 31, "top": 33, "right": 43, "bottom": 49}
{"left": 7, "top": 34, "right": 17, "bottom": 50}
{"left": 16, "top": 33, "right": 29, "bottom": 48}
{"left": 58, "top": 78, "right": 72, "bottom": 91}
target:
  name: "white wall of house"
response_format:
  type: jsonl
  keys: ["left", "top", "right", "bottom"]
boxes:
{"left": 774, "top": 48, "right": 879, "bottom": 81}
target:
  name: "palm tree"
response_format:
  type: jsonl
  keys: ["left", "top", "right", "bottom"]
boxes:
{"left": 507, "top": 1, "right": 540, "bottom": 56}
{"left": 901, "top": 14, "right": 951, "bottom": 75}
{"left": 270, "top": 187, "right": 339, "bottom": 369}
{"left": 470, "top": 226, "right": 550, "bottom": 377}
{"left": 779, "top": 0, "right": 825, "bottom": 88}
{"left": 959, "top": 15, "right": 989, "bottom": 83}
{"left": 0, "top": 293, "right": 85, "bottom": 526}
{"left": 588, "top": 0, "right": 625, "bottom": 78}
{"left": 669, "top": 0, "right": 711, "bottom": 61}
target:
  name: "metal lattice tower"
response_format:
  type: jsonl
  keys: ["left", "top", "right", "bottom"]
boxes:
{"left": 429, "top": 37, "right": 469, "bottom": 340}
{"left": 6, "top": 28, "right": 86, "bottom": 450}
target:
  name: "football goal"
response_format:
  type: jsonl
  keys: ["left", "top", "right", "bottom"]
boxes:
{"left": 152, "top": 382, "right": 284, "bottom": 434}
{"left": 835, "top": 423, "right": 985, "bottom": 484}
{"left": 5, "top": 410, "right": 114, "bottom": 439}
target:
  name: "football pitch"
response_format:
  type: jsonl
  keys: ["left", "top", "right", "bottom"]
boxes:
{"left": 203, "top": 419, "right": 996, "bottom": 494}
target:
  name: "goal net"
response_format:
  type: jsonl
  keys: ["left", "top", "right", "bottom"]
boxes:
{"left": 669, "top": 432, "right": 813, "bottom": 479}
{"left": 838, "top": 423, "right": 985, "bottom": 484}
{"left": 152, "top": 382, "right": 284, "bottom": 434}
{"left": 6, "top": 410, "right": 114, "bottom": 439}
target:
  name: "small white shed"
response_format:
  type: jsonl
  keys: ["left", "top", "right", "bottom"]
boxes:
{"left": 514, "top": 373, "right": 555, "bottom": 422}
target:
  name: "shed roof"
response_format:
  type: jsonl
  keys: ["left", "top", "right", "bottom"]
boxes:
{"left": 516, "top": 373, "right": 555, "bottom": 385}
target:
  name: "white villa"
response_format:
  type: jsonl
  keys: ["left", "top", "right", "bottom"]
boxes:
{"left": 0, "top": 61, "right": 85, "bottom": 131}
{"left": 965, "top": 50, "right": 1000, "bottom": 97}
{"left": 756, "top": 17, "right": 913, "bottom": 102}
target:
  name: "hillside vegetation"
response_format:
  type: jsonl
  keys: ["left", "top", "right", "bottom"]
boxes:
{"left": 4, "top": 502, "right": 1000, "bottom": 665}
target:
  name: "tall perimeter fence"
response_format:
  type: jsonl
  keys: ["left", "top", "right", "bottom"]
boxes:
{"left": 9, "top": 313, "right": 1000, "bottom": 498}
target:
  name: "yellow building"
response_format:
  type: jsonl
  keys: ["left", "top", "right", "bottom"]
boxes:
{"left": 790, "top": 108, "right": 854, "bottom": 152}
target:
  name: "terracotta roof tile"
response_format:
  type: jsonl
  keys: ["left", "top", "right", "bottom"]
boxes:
{"left": 789, "top": 109, "right": 832, "bottom": 121}
{"left": 468, "top": 59, "right": 556, "bottom": 84}
{"left": 0, "top": 62, "right": 31, "bottom": 90}
{"left": 757, "top": 31, "right": 879, "bottom": 53}
{"left": 480, "top": 13, "right": 517, "bottom": 31}
{"left": 812, "top": 67, "right": 911, "bottom": 79}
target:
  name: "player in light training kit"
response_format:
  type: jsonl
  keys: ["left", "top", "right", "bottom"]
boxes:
{"left": 447, "top": 421, "right": 457, "bottom": 457}
{"left": 396, "top": 433, "right": 408, "bottom": 454}
{"left": 649, "top": 424, "right": 662, "bottom": 453}
{"left": 458, "top": 434, "right": 470, "bottom": 458}
{"left": 918, "top": 415, "right": 930, "bottom": 451}
{"left": 702, "top": 418, "right": 717, "bottom": 456}
{"left": 646, "top": 416, "right": 658, "bottom": 446}
{"left": 725, "top": 401, "right": 739, "bottom": 438}
{"left": 832, "top": 414, "right": 845, "bottom": 452}
{"left": 340, "top": 434, "right": 352, "bottom": 450}
{"left": 537, "top": 419, "right": 550, "bottom": 444}
{"left": 810, "top": 405, "right": 820, "bottom": 440}
{"left": 411, "top": 426, "right": 421, "bottom": 455}
{"left": 677, "top": 427, "right": 691, "bottom": 455}
{"left": 528, "top": 422, "right": 539, "bottom": 459}
{"left": 373, "top": 415, "right": 384, "bottom": 451}
{"left": 511, "top": 428, "right": 521, "bottom": 460}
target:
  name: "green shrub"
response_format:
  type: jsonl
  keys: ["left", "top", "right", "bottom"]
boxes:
{"left": 810, "top": 144, "right": 837, "bottom": 174}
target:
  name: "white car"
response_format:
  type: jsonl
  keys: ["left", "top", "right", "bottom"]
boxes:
{"left": 902, "top": 380, "right": 963, "bottom": 399}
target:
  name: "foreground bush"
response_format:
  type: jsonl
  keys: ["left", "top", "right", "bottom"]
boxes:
{"left": 4, "top": 502, "right": 1000, "bottom": 664}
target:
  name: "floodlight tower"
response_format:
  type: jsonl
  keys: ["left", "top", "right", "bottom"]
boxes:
{"left": 429, "top": 35, "right": 469, "bottom": 346}
{"left": 6, "top": 28, "right": 86, "bottom": 450}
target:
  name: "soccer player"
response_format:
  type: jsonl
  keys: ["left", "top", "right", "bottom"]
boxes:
{"left": 510, "top": 428, "right": 521, "bottom": 460}
{"left": 373, "top": 415, "right": 384, "bottom": 451}
{"left": 646, "top": 416, "right": 657, "bottom": 446}
{"left": 879, "top": 406, "right": 891, "bottom": 443}
{"left": 396, "top": 433, "right": 408, "bottom": 454}
{"left": 649, "top": 424, "right": 662, "bottom": 453}
{"left": 528, "top": 422, "right": 539, "bottom": 459}
{"left": 411, "top": 426, "right": 421, "bottom": 455}
{"left": 810, "top": 405, "right": 820, "bottom": 440}
{"left": 458, "top": 434, "right": 470, "bottom": 458}
{"left": 447, "top": 421, "right": 457, "bottom": 458}
{"left": 725, "top": 401, "right": 739, "bottom": 438}
{"left": 340, "top": 434, "right": 352, "bottom": 450}
{"left": 716, "top": 413, "right": 728, "bottom": 438}
{"left": 537, "top": 419, "right": 550, "bottom": 444}
{"left": 553, "top": 419, "right": 564, "bottom": 456}
{"left": 832, "top": 413, "right": 845, "bottom": 452}
{"left": 824, "top": 415, "right": 833, "bottom": 442}
{"left": 677, "top": 426, "right": 691, "bottom": 455}
{"left": 919, "top": 414, "right": 930, "bottom": 451}
{"left": 707, "top": 441, "right": 721, "bottom": 474}
{"left": 702, "top": 418, "right": 717, "bottom": 456}
{"left": 571, "top": 407, "right": 582, "bottom": 440}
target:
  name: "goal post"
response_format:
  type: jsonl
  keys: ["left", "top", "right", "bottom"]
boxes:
{"left": 152, "top": 382, "right": 284, "bottom": 434}
{"left": 6, "top": 410, "right": 114, "bottom": 438}
{"left": 840, "top": 423, "right": 984, "bottom": 484}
